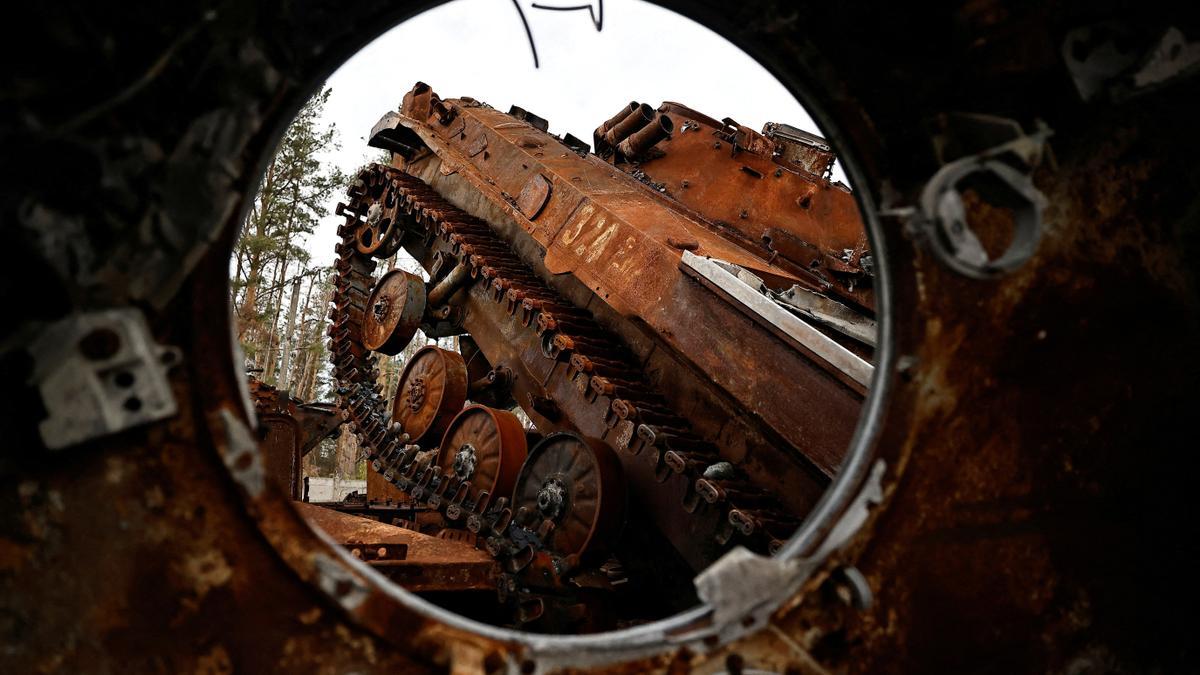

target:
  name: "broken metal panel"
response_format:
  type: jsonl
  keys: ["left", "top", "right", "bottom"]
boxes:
{"left": 295, "top": 502, "right": 497, "bottom": 592}
{"left": 763, "top": 121, "right": 837, "bottom": 176}
{"left": 259, "top": 414, "right": 304, "bottom": 498}
{"left": 295, "top": 402, "right": 341, "bottom": 456}
{"left": 250, "top": 378, "right": 343, "bottom": 499}
{"left": 679, "top": 251, "right": 872, "bottom": 394}
{"left": 26, "top": 308, "right": 181, "bottom": 449}
{"left": 771, "top": 285, "right": 879, "bottom": 348}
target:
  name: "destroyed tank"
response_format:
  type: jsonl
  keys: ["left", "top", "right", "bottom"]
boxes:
{"left": 325, "top": 82, "right": 875, "bottom": 630}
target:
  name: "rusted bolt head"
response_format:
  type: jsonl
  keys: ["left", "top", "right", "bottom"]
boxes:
{"left": 452, "top": 443, "right": 478, "bottom": 480}
{"left": 536, "top": 478, "right": 567, "bottom": 521}
{"left": 372, "top": 298, "right": 389, "bottom": 321}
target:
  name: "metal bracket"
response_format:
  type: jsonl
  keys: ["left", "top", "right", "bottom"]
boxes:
{"left": 1062, "top": 23, "right": 1200, "bottom": 102}
{"left": 709, "top": 257, "right": 876, "bottom": 347}
{"left": 911, "top": 115, "right": 1052, "bottom": 279}
{"left": 681, "top": 251, "right": 873, "bottom": 392}
{"left": 26, "top": 308, "right": 181, "bottom": 449}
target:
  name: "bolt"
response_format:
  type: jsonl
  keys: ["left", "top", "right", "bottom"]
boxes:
{"left": 536, "top": 478, "right": 567, "bottom": 521}
{"left": 405, "top": 377, "right": 427, "bottom": 412}
{"left": 453, "top": 443, "right": 477, "bottom": 480}
{"left": 372, "top": 298, "right": 389, "bottom": 321}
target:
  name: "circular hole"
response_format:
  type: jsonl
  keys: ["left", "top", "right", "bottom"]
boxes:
{"left": 952, "top": 175, "right": 1020, "bottom": 261}
{"left": 113, "top": 371, "right": 136, "bottom": 388}
{"left": 78, "top": 327, "right": 120, "bottom": 361}
{"left": 538, "top": 331, "right": 558, "bottom": 359}
{"left": 123, "top": 397, "right": 142, "bottom": 412}
{"left": 234, "top": 452, "right": 253, "bottom": 471}
{"left": 230, "top": 0, "right": 882, "bottom": 648}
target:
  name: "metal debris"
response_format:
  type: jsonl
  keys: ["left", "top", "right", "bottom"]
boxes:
{"left": 26, "top": 308, "right": 181, "bottom": 449}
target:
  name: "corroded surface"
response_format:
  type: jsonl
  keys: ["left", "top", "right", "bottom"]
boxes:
{"left": 296, "top": 501, "right": 498, "bottom": 592}
{"left": 2, "top": 0, "right": 1197, "bottom": 672}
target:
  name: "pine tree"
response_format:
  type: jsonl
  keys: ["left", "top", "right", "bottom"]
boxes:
{"left": 232, "top": 87, "right": 346, "bottom": 381}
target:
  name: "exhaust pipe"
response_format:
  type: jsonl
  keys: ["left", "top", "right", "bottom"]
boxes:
{"left": 594, "top": 101, "right": 638, "bottom": 139}
{"left": 617, "top": 113, "right": 675, "bottom": 160}
{"left": 603, "top": 103, "right": 655, "bottom": 148}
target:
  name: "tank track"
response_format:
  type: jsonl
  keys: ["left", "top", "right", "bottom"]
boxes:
{"left": 327, "top": 163, "right": 800, "bottom": 587}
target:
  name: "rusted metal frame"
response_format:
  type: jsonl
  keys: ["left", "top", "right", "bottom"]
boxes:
{"left": 258, "top": 414, "right": 305, "bottom": 499}
{"left": 679, "top": 251, "right": 873, "bottom": 394}
{"left": 619, "top": 104, "right": 873, "bottom": 307}
{"left": 251, "top": 379, "right": 344, "bottom": 499}
{"left": 367, "top": 461, "right": 411, "bottom": 505}
{"left": 397, "top": 103, "right": 806, "bottom": 294}
{"left": 371, "top": 166, "right": 824, "bottom": 572}
{"left": 626, "top": 110, "right": 873, "bottom": 309}
{"left": 396, "top": 106, "right": 861, "bottom": 479}
{"left": 296, "top": 502, "right": 498, "bottom": 593}
{"left": 396, "top": 193, "right": 740, "bottom": 570}
{"left": 405, "top": 152, "right": 841, "bottom": 513}
{"left": 651, "top": 107, "right": 864, "bottom": 257}
{"left": 763, "top": 120, "right": 837, "bottom": 176}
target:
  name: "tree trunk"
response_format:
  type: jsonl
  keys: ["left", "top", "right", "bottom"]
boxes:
{"left": 335, "top": 426, "right": 359, "bottom": 479}
{"left": 237, "top": 158, "right": 278, "bottom": 339}
{"left": 288, "top": 276, "right": 317, "bottom": 388}
{"left": 262, "top": 258, "right": 288, "bottom": 382}
{"left": 277, "top": 275, "right": 303, "bottom": 391}
{"left": 294, "top": 348, "right": 313, "bottom": 401}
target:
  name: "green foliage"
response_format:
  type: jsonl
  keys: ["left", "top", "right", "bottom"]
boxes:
{"left": 233, "top": 86, "right": 345, "bottom": 391}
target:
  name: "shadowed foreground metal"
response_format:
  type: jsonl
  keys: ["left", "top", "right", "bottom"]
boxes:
{"left": 1, "top": 1, "right": 1198, "bottom": 672}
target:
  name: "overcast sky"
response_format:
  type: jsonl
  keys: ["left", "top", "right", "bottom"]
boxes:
{"left": 304, "top": 0, "right": 835, "bottom": 266}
